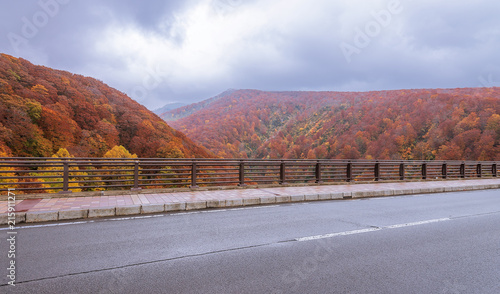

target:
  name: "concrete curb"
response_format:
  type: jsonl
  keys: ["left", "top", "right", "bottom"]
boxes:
{"left": 290, "top": 195, "right": 305, "bottom": 202}
{"left": 276, "top": 195, "right": 291, "bottom": 203}
{"left": 260, "top": 196, "right": 277, "bottom": 204}
{"left": 0, "top": 212, "right": 25, "bottom": 225}
{"left": 243, "top": 197, "right": 260, "bottom": 206}
{"left": 26, "top": 211, "right": 58, "bottom": 223}
{"left": 116, "top": 205, "right": 141, "bottom": 216}
{"left": 305, "top": 194, "right": 319, "bottom": 201}
{"left": 207, "top": 200, "right": 225, "bottom": 208}
{"left": 165, "top": 203, "right": 186, "bottom": 212}
{"left": 89, "top": 207, "right": 115, "bottom": 218}
{"left": 186, "top": 201, "right": 207, "bottom": 211}
{"left": 59, "top": 209, "right": 88, "bottom": 221}
{"left": 226, "top": 199, "right": 243, "bottom": 207}
{"left": 1, "top": 183, "right": 499, "bottom": 225}
{"left": 141, "top": 204, "right": 165, "bottom": 214}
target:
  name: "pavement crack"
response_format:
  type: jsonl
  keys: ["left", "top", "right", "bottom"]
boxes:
{"left": 0, "top": 241, "right": 291, "bottom": 287}
{"left": 331, "top": 218, "right": 370, "bottom": 228}
{"left": 449, "top": 210, "right": 500, "bottom": 221}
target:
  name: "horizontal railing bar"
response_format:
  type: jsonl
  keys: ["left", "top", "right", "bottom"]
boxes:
{"left": 139, "top": 168, "right": 191, "bottom": 172}
{"left": 0, "top": 187, "right": 57, "bottom": 191}
{"left": 196, "top": 181, "right": 240, "bottom": 185}
{"left": 137, "top": 183, "right": 189, "bottom": 187}
{"left": 198, "top": 168, "right": 239, "bottom": 172}
{"left": 196, "top": 176, "right": 239, "bottom": 181}
{"left": 246, "top": 169, "right": 280, "bottom": 173}
{"left": 198, "top": 173, "right": 240, "bottom": 177}
{"left": 1, "top": 181, "right": 61, "bottom": 186}
{"left": 0, "top": 175, "right": 62, "bottom": 180}
{"left": 137, "top": 174, "right": 190, "bottom": 177}
{"left": 139, "top": 178, "right": 190, "bottom": 183}
{"left": 246, "top": 176, "right": 280, "bottom": 179}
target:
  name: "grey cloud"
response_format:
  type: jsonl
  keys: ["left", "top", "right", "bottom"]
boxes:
{"left": 1, "top": 0, "right": 499, "bottom": 110}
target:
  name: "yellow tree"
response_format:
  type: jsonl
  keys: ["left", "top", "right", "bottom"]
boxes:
{"left": 104, "top": 145, "right": 137, "bottom": 158}
{"left": 102, "top": 146, "right": 137, "bottom": 189}
{"left": 36, "top": 148, "right": 84, "bottom": 193}
{"left": 0, "top": 150, "right": 17, "bottom": 190}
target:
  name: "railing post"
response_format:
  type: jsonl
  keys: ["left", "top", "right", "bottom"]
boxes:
{"left": 399, "top": 163, "right": 405, "bottom": 181}
{"left": 493, "top": 164, "right": 498, "bottom": 177}
{"left": 346, "top": 161, "right": 352, "bottom": 182}
{"left": 374, "top": 162, "right": 380, "bottom": 181}
{"left": 191, "top": 161, "right": 199, "bottom": 188}
{"left": 315, "top": 161, "right": 323, "bottom": 184}
{"left": 421, "top": 162, "right": 427, "bottom": 180}
{"left": 238, "top": 160, "right": 247, "bottom": 187}
{"left": 442, "top": 163, "right": 447, "bottom": 179}
{"left": 477, "top": 163, "right": 482, "bottom": 178}
{"left": 59, "top": 160, "right": 72, "bottom": 194}
{"left": 279, "top": 161, "right": 286, "bottom": 185}
{"left": 131, "top": 160, "right": 141, "bottom": 191}
{"left": 460, "top": 163, "right": 465, "bottom": 178}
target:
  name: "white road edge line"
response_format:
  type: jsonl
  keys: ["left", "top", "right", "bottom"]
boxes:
{"left": 0, "top": 221, "right": 93, "bottom": 230}
{"left": 385, "top": 218, "right": 450, "bottom": 229}
{"left": 0, "top": 205, "right": 282, "bottom": 230}
{"left": 296, "top": 218, "right": 451, "bottom": 242}
{"left": 296, "top": 228, "right": 381, "bottom": 242}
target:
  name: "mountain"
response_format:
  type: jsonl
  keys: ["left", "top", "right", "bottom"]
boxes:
{"left": 0, "top": 53, "right": 212, "bottom": 158}
{"left": 161, "top": 89, "right": 237, "bottom": 122}
{"left": 153, "top": 102, "right": 187, "bottom": 116}
{"left": 162, "top": 88, "right": 500, "bottom": 160}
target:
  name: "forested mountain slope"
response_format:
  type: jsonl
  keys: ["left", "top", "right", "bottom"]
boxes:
{"left": 0, "top": 54, "right": 212, "bottom": 158}
{"left": 163, "top": 88, "right": 500, "bottom": 160}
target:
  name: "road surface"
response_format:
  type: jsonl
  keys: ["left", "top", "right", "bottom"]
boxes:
{"left": 1, "top": 189, "right": 499, "bottom": 293}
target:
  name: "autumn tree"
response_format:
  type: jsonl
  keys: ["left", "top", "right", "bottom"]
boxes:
{"left": 36, "top": 148, "right": 85, "bottom": 192}
{"left": 0, "top": 53, "right": 211, "bottom": 159}
{"left": 104, "top": 145, "right": 137, "bottom": 158}
{"left": 166, "top": 88, "right": 500, "bottom": 161}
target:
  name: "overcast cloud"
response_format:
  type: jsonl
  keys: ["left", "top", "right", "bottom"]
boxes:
{"left": 1, "top": 0, "right": 499, "bottom": 109}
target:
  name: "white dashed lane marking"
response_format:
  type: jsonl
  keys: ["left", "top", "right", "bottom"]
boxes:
{"left": 295, "top": 218, "right": 451, "bottom": 242}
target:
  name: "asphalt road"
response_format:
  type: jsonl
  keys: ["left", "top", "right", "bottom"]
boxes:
{"left": 1, "top": 189, "right": 499, "bottom": 293}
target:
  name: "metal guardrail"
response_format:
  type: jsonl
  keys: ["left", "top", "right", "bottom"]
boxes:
{"left": 0, "top": 158, "right": 498, "bottom": 194}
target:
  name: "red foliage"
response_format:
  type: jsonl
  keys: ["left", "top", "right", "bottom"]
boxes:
{"left": 164, "top": 88, "right": 500, "bottom": 160}
{"left": 0, "top": 54, "right": 212, "bottom": 158}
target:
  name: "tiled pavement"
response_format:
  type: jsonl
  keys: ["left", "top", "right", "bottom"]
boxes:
{"left": 1, "top": 179, "right": 499, "bottom": 224}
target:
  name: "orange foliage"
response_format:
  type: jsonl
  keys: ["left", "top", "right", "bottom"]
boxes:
{"left": 165, "top": 88, "right": 500, "bottom": 160}
{"left": 0, "top": 54, "right": 212, "bottom": 158}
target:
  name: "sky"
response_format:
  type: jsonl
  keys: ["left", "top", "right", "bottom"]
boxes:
{"left": 1, "top": 0, "right": 500, "bottom": 110}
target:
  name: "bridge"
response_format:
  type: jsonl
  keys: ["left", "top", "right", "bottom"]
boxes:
{"left": 1, "top": 158, "right": 498, "bottom": 194}
{"left": 1, "top": 158, "right": 500, "bottom": 292}
{"left": 0, "top": 158, "right": 499, "bottom": 225}
{"left": 1, "top": 183, "right": 499, "bottom": 292}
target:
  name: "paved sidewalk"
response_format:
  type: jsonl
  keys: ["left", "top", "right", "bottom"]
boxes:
{"left": 1, "top": 179, "right": 499, "bottom": 225}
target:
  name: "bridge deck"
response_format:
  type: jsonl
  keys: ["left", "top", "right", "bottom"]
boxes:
{"left": 1, "top": 179, "right": 499, "bottom": 225}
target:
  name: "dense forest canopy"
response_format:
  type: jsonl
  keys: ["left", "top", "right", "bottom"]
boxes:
{"left": 164, "top": 88, "right": 500, "bottom": 160}
{"left": 2, "top": 53, "right": 498, "bottom": 161}
{"left": 0, "top": 54, "right": 211, "bottom": 158}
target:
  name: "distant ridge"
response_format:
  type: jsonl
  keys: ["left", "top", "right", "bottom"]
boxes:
{"left": 161, "top": 89, "right": 237, "bottom": 122}
{"left": 162, "top": 87, "right": 500, "bottom": 160}
{"left": 153, "top": 102, "right": 187, "bottom": 116}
